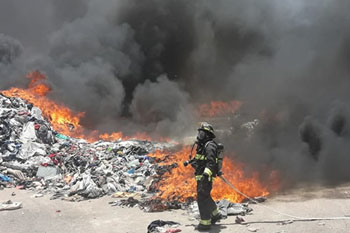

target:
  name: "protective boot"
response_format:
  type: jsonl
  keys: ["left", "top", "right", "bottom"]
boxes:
{"left": 196, "top": 219, "right": 211, "bottom": 231}
{"left": 211, "top": 208, "right": 222, "bottom": 225}
{"left": 196, "top": 223, "right": 211, "bottom": 231}
{"left": 211, "top": 213, "right": 223, "bottom": 225}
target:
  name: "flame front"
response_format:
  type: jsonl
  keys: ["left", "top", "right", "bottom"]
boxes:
{"left": 99, "top": 132, "right": 152, "bottom": 141}
{"left": 199, "top": 100, "right": 242, "bottom": 117}
{"left": 1, "top": 71, "right": 161, "bottom": 142}
{"left": 2, "top": 71, "right": 277, "bottom": 203}
{"left": 151, "top": 147, "right": 273, "bottom": 203}
{"left": 27, "top": 71, "right": 51, "bottom": 96}
{"left": 2, "top": 71, "right": 85, "bottom": 137}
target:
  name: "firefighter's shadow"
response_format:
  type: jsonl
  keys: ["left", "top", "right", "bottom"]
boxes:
{"left": 208, "top": 224, "right": 226, "bottom": 232}
{"left": 186, "top": 224, "right": 226, "bottom": 232}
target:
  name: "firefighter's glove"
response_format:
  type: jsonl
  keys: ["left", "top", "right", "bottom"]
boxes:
{"left": 190, "top": 160, "right": 197, "bottom": 169}
{"left": 202, "top": 168, "right": 213, "bottom": 182}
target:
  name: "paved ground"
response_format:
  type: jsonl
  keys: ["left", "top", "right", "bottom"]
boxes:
{"left": 1, "top": 185, "right": 350, "bottom": 233}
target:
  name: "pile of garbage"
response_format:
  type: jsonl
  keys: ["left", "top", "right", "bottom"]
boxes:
{"left": 0, "top": 94, "right": 173, "bottom": 203}
{"left": 0, "top": 93, "right": 262, "bottom": 218}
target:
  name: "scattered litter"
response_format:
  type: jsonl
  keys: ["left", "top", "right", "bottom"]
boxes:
{"left": 217, "top": 199, "right": 252, "bottom": 217}
{"left": 109, "top": 197, "right": 139, "bottom": 208}
{"left": 163, "top": 230, "right": 181, "bottom": 233}
{"left": 112, "top": 191, "right": 142, "bottom": 199}
{"left": 32, "top": 193, "right": 44, "bottom": 198}
{"left": 187, "top": 202, "right": 200, "bottom": 219}
{"left": 187, "top": 199, "right": 252, "bottom": 220}
{"left": 147, "top": 220, "right": 181, "bottom": 233}
{"left": 277, "top": 220, "right": 294, "bottom": 225}
{"left": 7, "top": 169, "right": 25, "bottom": 180}
{"left": 0, "top": 174, "right": 11, "bottom": 182}
{"left": 235, "top": 216, "right": 246, "bottom": 224}
{"left": 318, "top": 222, "right": 326, "bottom": 226}
{"left": 242, "top": 196, "right": 266, "bottom": 204}
{"left": 0, "top": 200, "right": 22, "bottom": 211}
{"left": 56, "top": 134, "right": 68, "bottom": 140}
{"left": 247, "top": 226, "right": 259, "bottom": 232}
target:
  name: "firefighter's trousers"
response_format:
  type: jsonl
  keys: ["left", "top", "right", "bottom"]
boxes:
{"left": 197, "top": 177, "right": 217, "bottom": 222}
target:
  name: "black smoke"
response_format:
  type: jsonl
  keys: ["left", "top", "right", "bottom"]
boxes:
{"left": 1, "top": 0, "right": 350, "bottom": 186}
{"left": 0, "top": 34, "right": 23, "bottom": 64}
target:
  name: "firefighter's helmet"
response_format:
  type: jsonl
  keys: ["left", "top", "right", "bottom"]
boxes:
{"left": 198, "top": 122, "right": 215, "bottom": 138}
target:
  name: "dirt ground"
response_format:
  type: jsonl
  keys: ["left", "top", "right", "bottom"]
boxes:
{"left": 1, "top": 185, "right": 350, "bottom": 233}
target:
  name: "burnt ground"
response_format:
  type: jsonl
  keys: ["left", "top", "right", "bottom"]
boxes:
{"left": 1, "top": 185, "right": 350, "bottom": 233}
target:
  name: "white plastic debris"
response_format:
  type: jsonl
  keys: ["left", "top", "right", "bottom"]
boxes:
{"left": 36, "top": 166, "right": 58, "bottom": 178}
{"left": 0, "top": 200, "right": 23, "bottom": 211}
{"left": 20, "top": 122, "right": 37, "bottom": 142}
{"left": 18, "top": 142, "right": 46, "bottom": 159}
{"left": 30, "top": 107, "right": 44, "bottom": 121}
{"left": 32, "top": 193, "right": 44, "bottom": 198}
{"left": 247, "top": 226, "right": 259, "bottom": 232}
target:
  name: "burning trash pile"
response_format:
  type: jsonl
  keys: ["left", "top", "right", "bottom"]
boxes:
{"left": 0, "top": 93, "right": 175, "bottom": 205}
{"left": 0, "top": 80, "right": 272, "bottom": 215}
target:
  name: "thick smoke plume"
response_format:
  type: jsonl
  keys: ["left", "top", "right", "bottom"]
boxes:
{"left": 1, "top": 0, "right": 350, "bottom": 187}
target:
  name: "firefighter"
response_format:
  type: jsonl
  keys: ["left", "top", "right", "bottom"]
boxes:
{"left": 193, "top": 122, "right": 222, "bottom": 231}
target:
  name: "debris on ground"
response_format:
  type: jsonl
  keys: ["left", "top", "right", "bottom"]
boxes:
{"left": 31, "top": 193, "right": 43, "bottom": 198}
{"left": 247, "top": 226, "right": 259, "bottom": 232}
{"left": 0, "top": 200, "right": 22, "bottom": 211}
{"left": 235, "top": 216, "right": 246, "bottom": 224}
{"left": 217, "top": 199, "right": 253, "bottom": 217}
{"left": 242, "top": 196, "right": 267, "bottom": 204}
{"left": 147, "top": 220, "right": 181, "bottom": 233}
{"left": 0, "top": 94, "right": 173, "bottom": 204}
{"left": 277, "top": 220, "right": 294, "bottom": 225}
{"left": 0, "top": 173, "right": 12, "bottom": 182}
{"left": 187, "top": 199, "right": 252, "bottom": 220}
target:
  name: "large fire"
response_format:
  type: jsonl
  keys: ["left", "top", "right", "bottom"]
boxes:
{"left": 2, "top": 71, "right": 277, "bottom": 203}
{"left": 1, "top": 71, "right": 157, "bottom": 142}
{"left": 2, "top": 71, "right": 86, "bottom": 138}
{"left": 150, "top": 147, "right": 273, "bottom": 203}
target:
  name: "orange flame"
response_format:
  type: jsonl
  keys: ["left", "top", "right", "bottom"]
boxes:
{"left": 150, "top": 147, "right": 275, "bottom": 203}
{"left": 199, "top": 101, "right": 242, "bottom": 117}
{"left": 27, "top": 70, "right": 46, "bottom": 88}
{"left": 1, "top": 71, "right": 171, "bottom": 142}
{"left": 99, "top": 132, "right": 124, "bottom": 141}
{"left": 2, "top": 71, "right": 85, "bottom": 137}
{"left": 26, "top": 71, "right": 51, "bottom": 96}
{"left": 1, "top": 71, "right": 277, "bottom": 202}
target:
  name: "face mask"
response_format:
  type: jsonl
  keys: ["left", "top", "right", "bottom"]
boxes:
{"left": 197, "top": 130, "right": 206, "bottom": 142}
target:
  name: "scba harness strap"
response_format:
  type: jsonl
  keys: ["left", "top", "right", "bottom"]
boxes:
{"left": 195, "top": 153, "right": 206, "bottom": 160}
{"left": 195, "top": 141, "right": 216, "bottom": 160}
{"left": 194, "top": 141, "right": 219, "bottom": 181}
